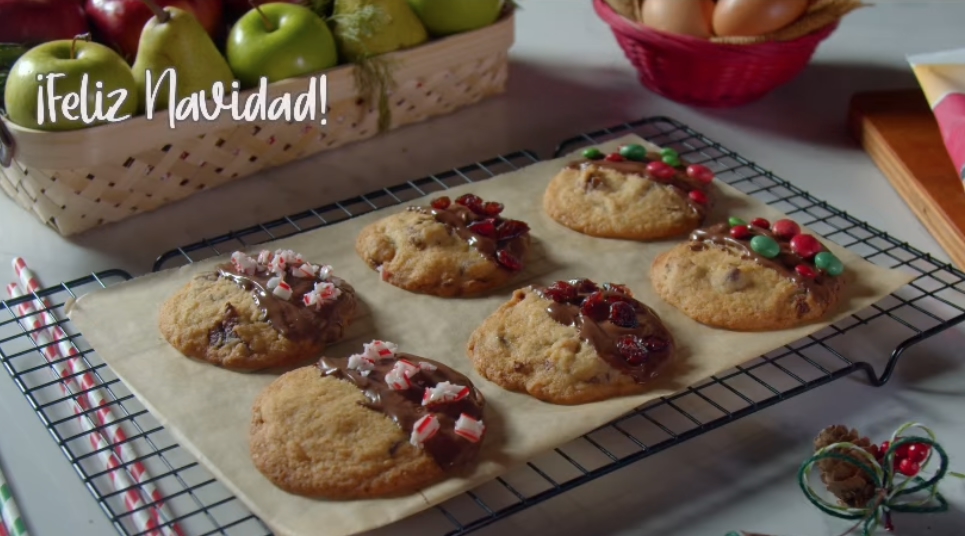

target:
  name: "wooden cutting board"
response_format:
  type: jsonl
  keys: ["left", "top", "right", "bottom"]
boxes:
{"left": 848, "top": 89, "right": 965, "bottom": 271}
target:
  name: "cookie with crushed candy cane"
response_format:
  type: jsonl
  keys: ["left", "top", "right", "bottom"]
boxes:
{"left": 249, "top": 340, "right": 488, "bottom": 498}
{"left": 158, "top": 249, "right": 357, "bottom": 371}
{"left": 355, "top": 193, "right": 531, "bottom": 297}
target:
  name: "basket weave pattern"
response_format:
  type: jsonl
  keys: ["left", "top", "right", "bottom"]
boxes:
{"left": 593, "top": 0, "right": 837, "bottom": 108}
{"left": 0, "top": 15, "right": 514, "bottom": 236}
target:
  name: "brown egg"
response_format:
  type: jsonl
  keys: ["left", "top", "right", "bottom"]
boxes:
{"left": 642, "top": 0, "right": 716, "bottom": 39}
{"left": 713, "top": 0, "right": 810, "bottom": 37}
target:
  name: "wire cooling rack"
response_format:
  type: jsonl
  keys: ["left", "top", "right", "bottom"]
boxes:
{"left": 3, "top": 116, "right": 965, "bottom": 536}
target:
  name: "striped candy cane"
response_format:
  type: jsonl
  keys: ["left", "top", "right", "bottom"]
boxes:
{"left": 6, "top": 281, "right": 178, "bottom": 536}
{"left": 0, "top": 468, "right": 27, "bottom": 536}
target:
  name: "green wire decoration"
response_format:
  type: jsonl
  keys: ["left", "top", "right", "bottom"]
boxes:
{"left": 798, "top": 422, "right": 958, "bottom": 536}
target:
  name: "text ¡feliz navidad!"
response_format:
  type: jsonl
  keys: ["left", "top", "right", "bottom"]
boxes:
{"left": 32, "top": 68, "right": 330, "bottom": 129}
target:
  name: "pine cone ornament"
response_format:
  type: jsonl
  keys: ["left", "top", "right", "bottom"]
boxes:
{"left": 813, "top": 425, "right": 879, "bottom": 508}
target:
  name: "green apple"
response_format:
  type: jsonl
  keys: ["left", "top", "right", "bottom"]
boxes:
{"left": 4, "top": 39, "right": 138, "bottom": 131}
{"left": 227, "top": 3, "right": 339, "bottom": 89}
{"left": 406, "top": 0, "right": 503, "bottom": 37}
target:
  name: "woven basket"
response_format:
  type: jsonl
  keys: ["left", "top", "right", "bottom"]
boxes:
{"left": 593, "top": 0, "right": 837, "bottom": 108}
{"left": 0, "top": 12, "right": 515, "bottom": 236}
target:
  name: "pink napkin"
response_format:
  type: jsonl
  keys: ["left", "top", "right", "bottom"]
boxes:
{"left": 908, "top": 48, "right": 965, "bottom": 181}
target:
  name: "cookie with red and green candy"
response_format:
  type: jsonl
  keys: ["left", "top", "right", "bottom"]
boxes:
{"left": 355, "top": 193, "right": 531, "bottom": 297}
{"left": 651, "top": 216, "right": 847, "bottom": 331}
{"left": 543, "top": 142, "right": 716, "bottom": 240}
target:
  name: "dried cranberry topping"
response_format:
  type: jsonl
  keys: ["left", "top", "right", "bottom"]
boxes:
{"left": 482, "top": 201, "right": 504, "bottom": 216}
{"left": 455, "top": 194, "right": 484, "bottom": 214}
{"left": 431, "top": 196, "right": 451, "bottom": 210}
{"left": 497, "top": 220, "right": 530, "bottom": 241}
{"left": 608, "top": 302, "right": 638, "bottom": 328}
{"left": 580, "top": 291, "right": 609, "bottom": 321}
{"left": 496, "top": 250, "right": 523, "bottom": 271}
{"left": 601, "top": 282, "right": 632, "bottom": 296}
{"left": 616, "top": 335, "right": 650, "bottom": 366}
{"left": 570, "top": 279, "right": 598, "bottom": 293}
{"left": 543, "top": 281, "right": 577, "bottom": 303}
{"left": 467, "top": 219, "right": 497, "bottom": 238}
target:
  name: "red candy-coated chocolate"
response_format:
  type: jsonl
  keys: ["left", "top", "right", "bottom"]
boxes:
{"left": 646, "top": 161, "right": 676, "bottom": 180}
{"left": 751, "top": 218, "right": 770, "bottom": 229}
{"left": 790, "top": 234, "right": 823, "bottom": 259}
{"left": 795, "top": 264, "right": 817, "bottom": 279}
{"left": 605, "top": 153, "right": 625, "bottom": 162}
{"left": 730, "top": 225, "right": 751, "bottom": 239}
{"left": 771, "top": 219, "right": 801, "bottom": 239}
{"left": 688, "top": 190, "right": 708, "bottom": 204}
{"left": 686, "top": 164, "right": 715, "bottom": 184}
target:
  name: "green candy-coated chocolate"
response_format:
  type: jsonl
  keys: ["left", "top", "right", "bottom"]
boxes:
{"left": 814, "top": 252, "right": 844, "bottom": 276}
{"left": 660, "top": 147, "right": 678, "bottom": 158}
{"left": 728, "top": 217, "right": 746, "bottom": 227}
{"left": 662, "top": 154, "right": 681, "bottom": 167}
{"left": 583, "top": 148, "right": 603, "bottom": 160}
{"left": 750, "top": 235, "right": 780, "bottom": 258}
{"left": 619, "top": 143, "right": 648, "bottom": 161}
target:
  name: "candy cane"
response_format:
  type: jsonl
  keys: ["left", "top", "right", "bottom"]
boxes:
{"left": 7, "top": 278, "right": 179, "bottom": 536}
{"left": 0, "top": 465, "right": 27, "bottom": 536}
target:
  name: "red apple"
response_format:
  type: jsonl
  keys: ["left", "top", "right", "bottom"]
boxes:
{"left": 84, "top": 0, "right": 223, "bottom": 63}
{"left": 0, "top": 0, "right": 90, "bottom": 45}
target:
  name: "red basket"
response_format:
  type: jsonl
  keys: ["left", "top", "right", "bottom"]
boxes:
{"left": 593, "top": 0, "right": 838, "bottom": 108}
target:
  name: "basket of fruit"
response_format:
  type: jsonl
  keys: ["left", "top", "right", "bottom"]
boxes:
{"left": 595, "top": 0, "right": 865, "bottom": 108}
{"left": 0, "top": 0, "right": 515, "bottom": 236}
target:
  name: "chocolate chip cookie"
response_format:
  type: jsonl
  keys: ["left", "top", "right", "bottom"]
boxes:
{"left": 651, "top": 216, "right": 847, "bottom": 331}
{"left": 467, "top": 279, "right": 676, "bottom": 405}
{"left": 159, "top": 249, "right": 357, "bottom": 371}
{"left": 355, "top": 194, "right": 531, "bottom": 297}
{"left": 249, "top": 340, "right": 488, "bottom": 498}
{"left": 543, "top": 143, "right": 716, "bottom": 240}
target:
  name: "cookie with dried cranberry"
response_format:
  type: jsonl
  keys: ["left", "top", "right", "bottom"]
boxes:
{"left": 466, "top": 279, "right": 676, "bottom": 405}
{"left": 543, "top": 144, "right": 715, "bottom": 240}
{"left": 158, "top": 249, "right": 357, "bottom": 371}
{"left": 249, "top": 340, "right": 488, "bottom": 499}
{"left": 650, "top": 216, "right": 847, "bottom": 331}
{"left": 355, "top": 194, "right": 531, "bottom": 297}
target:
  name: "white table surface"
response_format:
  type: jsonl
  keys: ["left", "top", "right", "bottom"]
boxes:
{"left": 2, "top": 1, "right": 965, "bottom": 535}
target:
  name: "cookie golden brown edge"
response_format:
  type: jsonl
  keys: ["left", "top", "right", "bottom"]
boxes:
{"left": 249, "top": 340, "right": 488, "bottom": 499}
{"left": 543, "top": 143, "right": 716, "bottom": 241}
{"left": 651, "top": 216, "right": 847, "bottom": 331}
{"left": 467, "top": 279, "right": 676, "bottom": 405}
{"left": 355, "top": 193, "right": 532, "bottom": 297}
{"left": 158, "top": 249, "right": 357, "bottom": 371}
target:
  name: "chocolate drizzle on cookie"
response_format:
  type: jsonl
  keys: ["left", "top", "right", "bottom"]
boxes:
{"left": 532, "top": 279, "right": 675, "bottom": 383}
{"left": 688, "top": 218, "right": 844, "bottom": 305}
{"left": 319, "top": 345, "right": 486, "bottom": 471}
{"left": 567, "top": 144, "right": 715, "bottom": 220}
{"left": 215, "top": 250, "right": 353, "bottom": 343}
{"left": 408, "top": 194, "right": 530, "bottom": 271}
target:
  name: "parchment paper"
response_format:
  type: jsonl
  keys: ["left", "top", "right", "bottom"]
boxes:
{"left": 68, "top": 135, "right": 914, "bottom": 536}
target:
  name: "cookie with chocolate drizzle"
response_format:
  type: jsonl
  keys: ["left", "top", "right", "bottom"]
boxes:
{"left": 467, "top": 279, "right": 676, "bottom": 405}
{"left": 159, "top": 249, "right": 357, "bottom": 371}
{"left": 249, "top": 340, "right": 488, "bottom": 499}
{"left": 543, "top": 143, "right": 716, "bottom": 241}
{"left": 355, "top": 193, "right": 531, "bottom": 297}
{"left": 651, "top": 216, "right": 847, "bottom": 331}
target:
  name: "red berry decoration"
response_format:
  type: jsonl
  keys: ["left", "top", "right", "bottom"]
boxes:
{"left": 544, "top": 281, "right": 577, "bottom": 303}
{"left": 688, "top": 190, "right": 708, "bottom": 204}
{"left": 771, "top": 219, "right": 801, "bottom": 239}
{"left": 730, "top": 225, "right": 751, "bottom": 239}
{"left": 496, "top": 220, "right": 530, "bottom": 241}
{"left": 467, "top": 219, "right": 497, "bottom": 238}
{"left": 751, "top": 218, "right": 770, "bottom": 229}
{"left": 896, "top": 442, "right": 912, "bottom": 459}
{"left": 608, "top": 302, "right": 638, "bottom": 328}
{"left": 906, "top": 443, "right": 930, "bottom": 463}
{"left": 571, "top": 279, "right": 598, "bottom": 293}
{"left": 897, "top": 458, "right": 921, "bottom": 477}
{"left": 496, "top": 250, "right": 523, "bottom": 271}
{"left": 604, "top": 153, "right": 625, "bottom": 162}
{"left": 482, "top": 201, "right": 504, "bottom": 216}
{"left": 615, "top": 335, "right": 650, "bottom": 366}
{"left": 646, "top": 161, "right": 676, "bottom": 180}
{"left": 430, "top": 196, "right": 451, "bottom": 210}
{"left": 686, "top": 164, "right": 715, "bottom": 184}
{"left": 790, "top": 234, "right": 823, "bottom": 259}
{"left": 580, "top": 291, "right": 609, "bottom": 321}
{"left": 880, "top": 440, "right": 891, "bottom": 457}
{"left": 795, "top": 264, "right": 817, "bottom": 279}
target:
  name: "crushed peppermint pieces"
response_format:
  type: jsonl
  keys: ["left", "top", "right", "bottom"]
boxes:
{"left": 347, "top": 353, "right": 376, "bottom": 374}
{"left": 410, "top": 414, "right": 441, "bottom": 448}
{"left": 454, "top": 413, "right": 485, "bottom": 443}
{"left": 227, "top": 249, "right": 342, "bottom": 307}
{"left": 272, "top": 281, "right": 293, "bottom": 300}
{"left": 385, "top": 360, "right": 415, "bottom": 390}
{"left": 231, "top": 252, "right": 258, "bottom": 275}
{"left": 363, "top": 340, "right": 399, "bottom": 360}
{"left": 422, "top": 381, "right": 470, "bottom": 406}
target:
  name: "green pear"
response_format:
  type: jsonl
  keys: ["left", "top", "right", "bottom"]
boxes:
{"left": 131, "top": 0, "right": 235, "bottom": 114}
{"left": 331, "top": 0, "right": 429, "bottom": 61}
